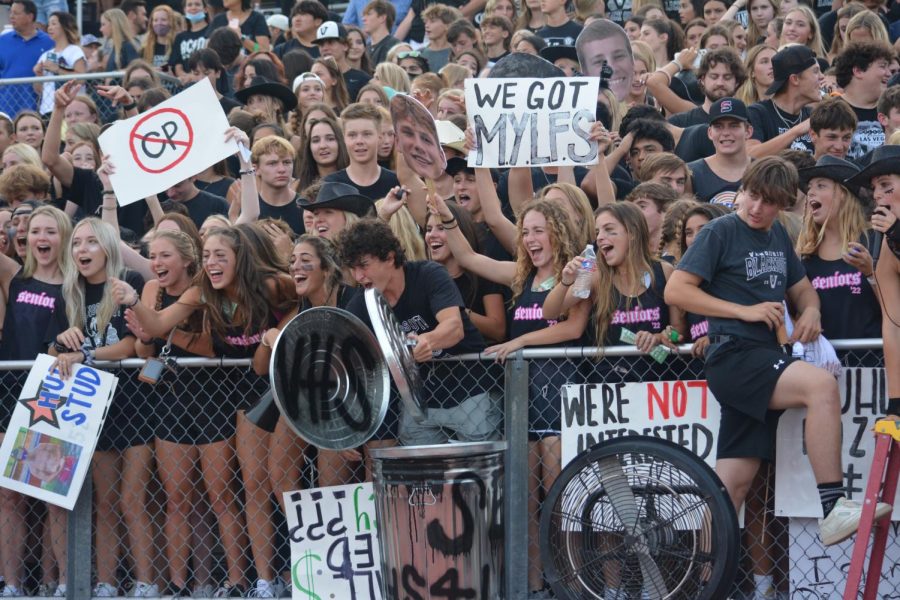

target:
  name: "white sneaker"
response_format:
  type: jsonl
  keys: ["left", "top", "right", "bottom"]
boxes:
{"left": 819, "top": 497, "right": 892, "bottom": 546}
{"left": 192, "top": 585, "right": 216, "bottom": 599}
{"left": 0, "top": 585, "right": 22, "bottom": 597}
{"left": 93, "top": 583, "right": 117, "bottom": 598}
{"left": 246, "top": 580, "right": 275, "bottom": 599}
{"left": 128, "top": 582, "right": 160, "bottom": 598}
{"left": 52, "top": 584, "right": 67, "bottom": 598}
{"left": 754, "top": 586, "right": 777, "bottom": 600}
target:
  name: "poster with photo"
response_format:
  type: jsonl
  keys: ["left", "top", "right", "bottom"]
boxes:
{"left": 0, "top": 354, "right": 117, "bottom": 509}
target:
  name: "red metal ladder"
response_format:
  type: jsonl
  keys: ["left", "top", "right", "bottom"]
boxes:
{"left": 843, "top": 419, "right": 900, "bottom": 599}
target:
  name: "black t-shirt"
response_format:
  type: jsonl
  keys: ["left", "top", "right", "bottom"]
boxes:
{"left": 453, "top": 270, "right": 504, "bottom": 317}
{"left": 749, "top": 99, "right": 814, "bottom": 154}
{"left": 323, "top": 168, "right": 399, "bottom": 202}
{"left": 668, "top": 106, "right": 709, "bottom": 128}
{"left": 605, "top": 261, "right": 669, "bottom": 345}
{"left": 343, "top": 68, "right": 372, "bottom": 102}
{"left": 151, "top": 42, "right": 170, "bottom": 69}
{"left": 168, "top": 27, "right": 209, "bottom": 72}
{"left": 674, "top": 123, "right": 716, "bottom": 163}
{"left": 273, "top": 38, "right": 320, "bottom": 59}
{"left": 605, "top": 0, "right": 632, "bottom": 24}
{"left": 259, "top": 193, "right": 305, "bottom": 235}
{"left": 369, "top": 35, "right": 400, "bottom": 66}
{"left": 686, "top": 158, "right": 741, "bottom": 207}
{"left": 195, "top": 176, "right": 235, "bottom": 199}
{"left": 69, "top": 168, "right": 149, "bottom": 236}
{"left": 677, "top": 212, "right": 805, "bottom": 348}
{"left": 209, "top": 11, "right": 269, "bottom": 41}
{"left": 345, "top": 261, "right": 486, "bottom": 406}
{"left": 0, "top": 275, "right": 63, "bottom": 360}
{"left": 803, "top": 249, "right": 881, "bottom": 339}
{"left": 847, "top": 104, "right": 884, "bottom": 162}
{"left": 686, "top": 311, "right": 709, "bottom": 342}
{"left": 181, "top": 189, "right": 229, "bottom": 228}
{"left": 219, "top": 95, "right": 241, "bottom": 117}
{"left": 535, "top": 20, "right": 583, "bottom": 47}
{"left": 48, "top": 270, "right": 146, "bottom": 349}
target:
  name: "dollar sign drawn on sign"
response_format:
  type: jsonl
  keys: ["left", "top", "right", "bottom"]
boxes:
{"left": 292, "top": 551, "right": 323, "bottom": 600}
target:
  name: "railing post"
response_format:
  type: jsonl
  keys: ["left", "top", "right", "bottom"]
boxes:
{"left": 66, "top": 471, "right": 92, "bottom": 600}
{"left": 504, "top": 352, "right": 529, "bottom": 600}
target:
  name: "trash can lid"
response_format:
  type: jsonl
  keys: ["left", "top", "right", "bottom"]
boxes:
{"left": 369, "top": 441, "right": 507, "bottom": 460}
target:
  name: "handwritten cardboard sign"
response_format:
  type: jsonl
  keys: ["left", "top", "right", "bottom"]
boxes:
{"left": 0, "top": 354, "right": 117, "bottom": 510}
{"left": 99, "top": 78, "right": 238, "bottom": 206}
{"left": 465, "top": 77, "right": 599, "bottom": 169}
{"left": 284, "top": 483, "right": 382, "bottom": 599}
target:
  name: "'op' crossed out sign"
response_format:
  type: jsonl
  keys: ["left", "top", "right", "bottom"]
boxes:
{"left": 99, "top": 78, "right": 238, "bottom": 206}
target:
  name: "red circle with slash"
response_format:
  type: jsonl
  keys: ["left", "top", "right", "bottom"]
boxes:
{"left": 129, "top": 108, "right": 194, "bottom": 174}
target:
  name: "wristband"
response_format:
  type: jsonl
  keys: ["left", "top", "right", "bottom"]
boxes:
{"left": 888, "top": 397, "right": 900, "bottom": 416}
{"left": 54, "top": 341, "right": 68, "bottom": 353}
{"left": 121, "top": 102, "right": 136, "bottom": 111}
{"left": 102, "top": 189, "right": 115, "bottom": 195}
{"left": 126, "top": 295, "right": 140, "bottom": 308}
{"left": 261, "top": 334, "right": 273, "bottom": 348}
{"left": 561, "top": 280, "right": 573, "bottom": 287}
{"left": 239, "top": 168, "right": 256, "bottom": 176}
{"left": 443, "top": 221, "right": 459, "bottom": 230}
{"left": 441, "top": 217, "right": 456, "bottom": 225}
{"left": 80, "top": 347, "right": 95, "bottom": 365}
{"left": 669, "top": 60, "right": 683, "bottom": 73}
{"left": 867, "top": 274, "right": 877, "bottom": 286}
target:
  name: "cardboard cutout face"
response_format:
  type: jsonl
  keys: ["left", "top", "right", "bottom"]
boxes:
{"left": 576, "top": 19, "right": 635, "bottom": 102}
{"left": 391, "top": 94, "right": 447, "bottom": 181}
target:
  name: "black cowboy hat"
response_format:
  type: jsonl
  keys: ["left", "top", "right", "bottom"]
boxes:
{"left": 234, "top": 77, "right": 298, "bottom": 112}
{"left": 489, "top": 52, "right": 565, "bottom": 78}
{"left": 847, "top": 145, "right": 900, "bottom": 190}
{"left": 444, "top": 156, "right": 499, "bottom": 182}
{"left": 798, "top": 155, "right": 862, "bottom": 196}
{"left": 539, "top": 45, "right": 578, "bottom": 66}
{"left": 298, "top": 181, "right": 374, "bottom": 217}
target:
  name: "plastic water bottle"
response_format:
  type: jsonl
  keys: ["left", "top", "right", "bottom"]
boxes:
{"left": 572, "top": 244, "right": 596, "bottom": 299}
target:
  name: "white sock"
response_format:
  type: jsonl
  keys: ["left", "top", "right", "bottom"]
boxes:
{"left": 754, "top": 574, "right": 775, "bottom": 597}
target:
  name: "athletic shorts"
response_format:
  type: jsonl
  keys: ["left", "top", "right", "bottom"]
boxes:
{"left": 97, "top": 369, "right": 156, "bottom": 452}
{"left": 527, "top": 358, "right": 579, "bottom": 440}
{"left": 154, "top": 367, "right": 238, "bottom": 445}
{"left": 705, "top": 338, "right": 799, "bottom": 461}
{"left": 399, "top": 391, "right": 502, "bottom": 446}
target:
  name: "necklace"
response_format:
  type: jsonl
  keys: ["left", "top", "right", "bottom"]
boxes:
{"left": 772, "top": 100, "right": 801, "bottom": 130}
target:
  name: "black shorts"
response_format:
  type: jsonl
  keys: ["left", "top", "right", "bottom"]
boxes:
{"left": 154, "top": 367, "right": 239, "bottom": 445}
{"left": 97, "top": 370, "right": 156, "bottom": 452}
{"left": 528, "top": 358, "right": 578, "bottom": 440}
{"left": 705, "top": 339, "right": 799, "bottom": 461}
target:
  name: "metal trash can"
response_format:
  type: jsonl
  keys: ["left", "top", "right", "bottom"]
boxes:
{"left": 370, "top": 441, "right": 507, "bottom": 599}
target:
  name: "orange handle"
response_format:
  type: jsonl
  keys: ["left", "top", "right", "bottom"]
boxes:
{"left": 776, "top": 322, "right": 789, "bottom": 346}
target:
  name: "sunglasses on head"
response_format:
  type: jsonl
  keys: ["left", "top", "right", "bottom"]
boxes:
{"left": 398, "top": 51, "right": 423, "bottom": 59}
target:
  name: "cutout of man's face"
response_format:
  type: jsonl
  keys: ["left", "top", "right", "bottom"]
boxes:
{"left": 577, "top": 21, "right": 635, "bottom": 102}
{"left": 391, "top": 94, "right": 447, "bottom": 181}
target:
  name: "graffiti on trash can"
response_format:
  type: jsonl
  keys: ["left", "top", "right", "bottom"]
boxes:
{"left": 284, "top": 483, "right": 382, "bottom": 599}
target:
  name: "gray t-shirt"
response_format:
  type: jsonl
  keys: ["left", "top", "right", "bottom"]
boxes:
{"left": 676, "top": 212, "right": 805, "bottom": 346}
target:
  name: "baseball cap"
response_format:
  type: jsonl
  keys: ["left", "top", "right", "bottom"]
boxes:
{"left": 708, "top": 97, "right": 749, "bottom": 124}
{"left": 266, "top": 14, "right": 289, "bottom": 31}
{"left": 80, "top": 34, "right": 101, "bottom": 46}
{"left": 766, "top": 45, "right": 818, "bottom": 96}
{"left": 315, "top": 21, "right": 347, "bottom": 43}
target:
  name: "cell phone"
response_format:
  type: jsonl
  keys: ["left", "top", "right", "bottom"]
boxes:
{"left": 46, "top": 52, "right": 58, "bottom": 62}
{"left": 693, "top": 48, "right": 708, "bottom": 70}
{"left": 138, "top": 357, "right": 166, "bottom": 385}
{"left": 396, "top": 187, "right": 406, "bottom": 200}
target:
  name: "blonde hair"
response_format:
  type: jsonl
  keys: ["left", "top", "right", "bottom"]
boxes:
{"left": 23, "top": 206, "right": 71, "bottom": 279}
{"left": 375, "top": 61, "right": 411, "bottom": 93}
{"left": 2, "top": 143, "right": 42, "bottom": 168}
{"left": 63, "top": 219, "right": 124, "bottom": 339}
{"left": 511, "top": 200, "right": 578, "bottom": 305}
{"left": 142, "top": 5, "right": 178, "bottom": 63}
{"left": 781, "top": 6, "right": 826, "bottom": 58}
{"left": 844, "top": 10, "right": 890, "bottom": 46}
{"left": 148, "top": 229, "right": 200, "bottom": 278}
{"left": 736, "top": 44, "right": 777, "bottom": 105}
{"left": 829, "top": 3, "right": 868, "bottom": 60}
{"left": 374, "top": 199, "right": 427, "bottom": 260}
{"left": 539, "top": 183, "right": 595, "bottom": 249}
{"left": 599, "top": 87, "right": 625, "bottom": 134}
{"left": 796, "top": 181, "right": 869, "bottom": 258}
{"left": 103, "top": 9, "right": 140, "bottom": 69}
{"left": 439, "top": 63, "right": 470, "bottom": 89}
{"left": 630, "top": 40, "right": 657, "bottom": 73}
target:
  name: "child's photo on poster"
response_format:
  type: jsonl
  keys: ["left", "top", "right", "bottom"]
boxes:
{"left": 3, "top": 428, "right": 82, "bottom": 496}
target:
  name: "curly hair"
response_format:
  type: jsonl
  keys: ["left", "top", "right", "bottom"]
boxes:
{"left": 832, "top": 41, "right": 895, "bottom": 89}
{"left": 339, "top": 218, "right": 407, "bottom": 268}
{"left": 510, "top": 199, "right": 578, "bottom": 306}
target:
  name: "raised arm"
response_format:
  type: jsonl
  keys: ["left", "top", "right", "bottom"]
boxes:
{"left": 645, "top": 50, "right": 700, "bottom": 117}
{"left": 747, "top": 120, "right": 811, "bottom": 158}
{"left": 475, "top": 168, "right": 516, "bottom": 254}
{"left": 42, "top": 81, "right": 78, "bottom": 186}
{"left": 226, "top": 127, "right": 260, "bottom": 224}
{"left": 507, "top": 167, "right": 534, "bottom": 217}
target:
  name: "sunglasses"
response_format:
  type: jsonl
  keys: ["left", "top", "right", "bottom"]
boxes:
{"left": 398, "top": 51, "right": 423, "bottom": 59}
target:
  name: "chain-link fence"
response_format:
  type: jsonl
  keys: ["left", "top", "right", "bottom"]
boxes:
{"left": 0, "top": 342, "right": 890, "bottom": 599}
{"left": 0, "top": 71, "right": 185, "bottom": 124}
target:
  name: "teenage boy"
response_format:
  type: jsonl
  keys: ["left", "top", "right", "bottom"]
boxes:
{"left": 748, "top": 45, "right": 821, "bottom": 157}
{"left": 647, "top": 47, "right": 746, "bottom": 128}
{"left": 808, "top": 97, "right": 857, "bottom": 161}
{"left": 636, "top": 152, "right": 691, "bottom": 195}
{"left": 362, "top": 0, "right": 400, "bottom": 66}
{"left": 339, "top": 219, "right": 498, "bottom": 446}
{"left": 420, "top": 4, "right": 456, "bottom": 72}
{"left": 274, "top": 0, "right": 325, "bottom": 59}
{"left": 164, "top": 178, "right": 229, "bottom": 229}
{"left": 480, "top": 14, "right": 513, "bottom": 64}
{"left": 445, "top": 156, "right": 512, "bottom": 261}
{"left": 687, "top": 97, "right": 753, "bottom": 206}
{"left": 666, "top": 156, "right": 892, "bottom": 547}
{"left": 315, "top": 21, "right": 372, "bottom": 101}
{"left": 539, "top": 45, "right": 580, "bottom": 77}
{"left": 625, "top": 182, "right": 678, "bottom": 251}
{"left": 856, "top": 86, "right": 900, "bottom": 166}
{"left": 536, "top": 0, "right": 583, "bottom": 46}
{"left": 831, "top": 41, "right": 893, "bottom": 160}
{"left": 249, "top": 136, "right": 305, "bottom": 235}
{"left": 605, "top": 118, "right": 675, "bottom": 176}
{"left": 324, "top": 103, "right": 399, "bottom": 201}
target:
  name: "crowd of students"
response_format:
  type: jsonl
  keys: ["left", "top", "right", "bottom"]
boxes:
{"left": 1, "top": 0, "right": 900, "bottom": 596}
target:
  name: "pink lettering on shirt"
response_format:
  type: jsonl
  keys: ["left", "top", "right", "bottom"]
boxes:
{"left": 15, "top": 290, "right": 56, "bottom": 310}
{"left": 810, "top": 271, "right": 862, "bottom": 294}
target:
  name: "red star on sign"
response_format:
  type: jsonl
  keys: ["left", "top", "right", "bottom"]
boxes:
{"left": 18, "top": 382, "right": 67, "bottom": 429}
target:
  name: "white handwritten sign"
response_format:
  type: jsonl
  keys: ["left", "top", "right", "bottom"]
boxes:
{"left": 284, "top": 483, "right": 382, "bottom": 600}
{"left": 0, "top": 354, "right": 117, "bottom": 510}
{"left": 465, "top": 77, "right": 599, "bottom": 169}
{"left": 561, "top": 380, "right": 721, "bottom": 467}
{"left": 99, "top": 78, "right": 238, "bottom": 206}
{"left": 775, "top": 367, "right": 897, "bottom": 519}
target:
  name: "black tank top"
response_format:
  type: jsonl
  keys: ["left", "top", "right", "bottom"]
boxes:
{"left": 0, "top": 275, "right": 63, "bottom": 360}
{"left": 803, "top": 253, "right": 881, "bottom": 339}
{"left": 509, "top": 271, "right": 559, "bottom": 343}
{"left": 605, "top": 262, "right": 670, "bottom": 345}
